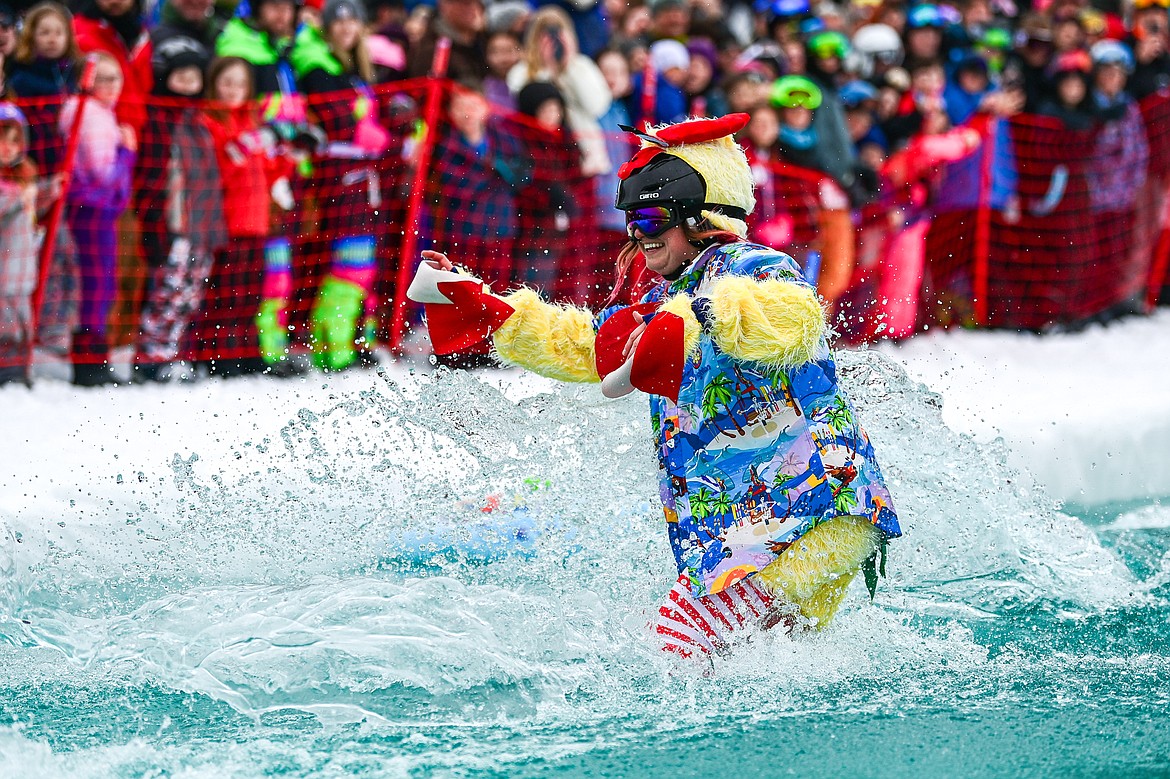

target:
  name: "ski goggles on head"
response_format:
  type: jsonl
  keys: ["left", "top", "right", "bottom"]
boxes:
{"left": 625, "top": 204, "right": 687, "bottom": 239}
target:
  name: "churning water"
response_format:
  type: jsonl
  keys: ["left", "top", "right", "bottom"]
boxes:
{"left": 1, "top": 350, "right": 1168, "bottom": 777}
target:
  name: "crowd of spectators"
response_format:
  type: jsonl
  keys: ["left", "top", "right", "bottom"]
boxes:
{"left": 0, "top": 0, "right": 1168, "bottom": 387}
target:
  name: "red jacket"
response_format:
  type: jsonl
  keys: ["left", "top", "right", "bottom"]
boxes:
{"left": 201, "top": 107, "right": 292, "bottom": 238}
{"left": 73, "top": 14, "right": 152, "bottom": 134}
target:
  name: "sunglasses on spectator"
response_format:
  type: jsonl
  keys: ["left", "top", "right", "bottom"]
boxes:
{"left": 625, "top": 205, "right": 687, "bottom": 238}
{"left": 1134, "top": 0, "right": 1170, "bottom": 9}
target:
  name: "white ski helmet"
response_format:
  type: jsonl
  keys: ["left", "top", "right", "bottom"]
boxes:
{"left": 849, "top": 23, "right": 903, "bottom": 77}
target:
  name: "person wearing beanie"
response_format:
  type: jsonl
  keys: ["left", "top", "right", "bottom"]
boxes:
{"left": 629, "top": 38, "right": 689, "bottom": 126}
{"left": 513, "top": 80, "right": 582, "bottom": 301}
{"left": 132, "top": 35, "right": 227, "bottom": 382}
{"left": 406, "top": 114, "right": 901, "bottom": 666}
{"left": 291, "top": 0, "right": 393, "bottom": 371}
{"left": 1036, "top": 49, "right": 1095, "bottom": 131}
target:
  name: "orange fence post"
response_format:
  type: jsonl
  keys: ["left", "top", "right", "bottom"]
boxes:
{"left": 388, "top": 38, "right": 450, "bottom": 353}
{"left": 28, "top": 56, "right": 97, "bottom": 363}
{"left": 1146, "top": 181, "right": 1170, "bottom": 309}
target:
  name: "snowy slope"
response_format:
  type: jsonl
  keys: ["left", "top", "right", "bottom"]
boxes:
{"left": 880, "top": 310, "right": 1170, "bottom": 505}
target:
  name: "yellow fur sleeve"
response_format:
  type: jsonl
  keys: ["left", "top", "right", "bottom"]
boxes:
{"left": 705, "top": 275, "right": 825, "bottom": 370}
{"left": 492, "top": 288, "right": 600, "bottom": 383}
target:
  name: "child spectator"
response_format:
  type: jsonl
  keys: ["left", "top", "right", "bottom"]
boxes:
{"left": 876, "top": 107, "right": 980, "bottom": 340}
{"left": 804, "top": 30, "right": 858, "bottom": 197}
{"left": 60, "top": 51, "right": 136, "bottom": 385}
{"left": 771, "top": 75, "right": 825, "bottom": 172}
{"left": 431, "top": 84, "right": 529, "bottom": 289}
{"left": 427, "top": 84, "right": 529, "bottom": 364}
{"left": 7, "top": 2, "right": 82, "bottom": 359}
{"left": 515, "top": 80, "right": 583, "bottom": 301}
{"left": 592, "top": 48, "right": 640, "bottom": 308}
{"left": 742, "top": 104, "right": 786, "bottom": 247}
{"left": 1088, "top": 40, "right": 1149, "bottom": 316}
{"left": 1037, "top": 49, "right": 1095, "bottom": 131}
{"left": 683, "top": 37, "right": 719, "bottom": 116}
{"left": 483, "top": 29, "right": 521, "bottom": 111}
{"left": 292, "top": 0, "right": 391, "bottom": 371}
{"left": 132, "top": 36, "right": 226, "bottom": 382}
{"left": 629, "top": 39, "right": 690, "bottom": 126}
{"left": 0, "top": 103, "right": 38, "bottom": 387}
{"left": 840, "top": 79, "right": 887, "bottom": 172}
{"left": 903, "top": 3, "right": 945, "bottom": 71}
{"left": 8, "top": 3, "right": 81, "bottom": 101}
{"left": 194, "top": 56, "right": 295, "bottom": 377}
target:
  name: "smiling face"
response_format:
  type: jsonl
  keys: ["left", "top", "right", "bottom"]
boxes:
{"left": 632, "top": 222, "right": 701, "bottom": 278}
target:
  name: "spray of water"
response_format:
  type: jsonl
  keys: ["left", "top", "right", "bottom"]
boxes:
{"left": 0, "top": 350, "right": 1155, "bottom": 737}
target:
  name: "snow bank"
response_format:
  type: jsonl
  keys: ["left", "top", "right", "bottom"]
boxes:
{"left": 880, "top": 310, "right": 1170, "bottom": 506}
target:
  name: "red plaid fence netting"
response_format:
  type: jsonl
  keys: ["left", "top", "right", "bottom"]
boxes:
{"left": 4, "top": 84, "right": 1170, "bottom": 379}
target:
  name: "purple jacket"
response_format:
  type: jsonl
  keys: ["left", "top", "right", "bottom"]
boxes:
{"left": 67, "top": 146, "right": 136, "bottom": 212}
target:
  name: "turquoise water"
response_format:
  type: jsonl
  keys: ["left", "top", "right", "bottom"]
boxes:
{"left": 2, "top": 353, "right": 1168, "bottom": 777}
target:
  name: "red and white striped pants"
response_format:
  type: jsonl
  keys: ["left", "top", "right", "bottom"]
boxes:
{"left": 653, "top": 573, "right": 784, "bottom": 659}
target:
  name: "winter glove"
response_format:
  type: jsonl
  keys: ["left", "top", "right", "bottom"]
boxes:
{"left": 406, "top": 261, "right": 515, "bottom": 355}
{"left": 255, "top": 298, "right": 291, "bottom": 364}
{"left": 270, "top": 177, "right": 295, "bottom": 210}
{"left": 594, "top": 297, "right": 701, "bottom": 403}
{"left": 291, "top": 124, "right": 329, "bottom": 155}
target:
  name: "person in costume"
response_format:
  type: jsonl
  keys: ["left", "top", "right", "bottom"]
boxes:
{"left": 407, "top": 113, "right": 901, "bottom": 663}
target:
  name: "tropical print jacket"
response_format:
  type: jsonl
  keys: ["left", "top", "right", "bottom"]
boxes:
{"left": 614, "top": 241, "right": 901, "bottom": 598}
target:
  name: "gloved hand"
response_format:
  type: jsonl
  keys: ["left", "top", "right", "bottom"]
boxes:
{"left": 270, "top": 177, "right": 295, "bottom": 210}
{"left": 291, "top": 124, "right": 328, "bottom": 154}
{"left": 594, "top": 301, "right": 691, "bottom": 403}
{"left": 406, "top": 258, "right": 515, "bottom": 355}
{"left": 309, "top": 276, "right": 367, "bottom": 371}
{"left": 255, "top": 298, "right": 290, "bottom": 364}
{"left": 353, "top": 114, "right": 391, "bottom": 157}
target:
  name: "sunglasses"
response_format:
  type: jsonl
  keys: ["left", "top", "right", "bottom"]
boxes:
{"left": 625, "top": 205, "right": 685, "bottom": 239}
{"left": 1135, "top": 0, "right": 1170, "bottom": 9}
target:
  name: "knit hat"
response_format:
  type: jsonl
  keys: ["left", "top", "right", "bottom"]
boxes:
{"left": 0, "top": 102, "right": 27, "bottom": 128}
{"left": 0, "top": 102, "right": 28, "bottom": 166}
{"left": 516, "top": 80, "right": 565, "bottom": 119}
{"left": 151, "top": 36, "right": 211, "bottom": 86}
{"left": 322, "top": 0, "right": 367, "bottom": 27}
{"left": 649, "top": 39, "right": 690, "bottom": 73}
{"left": 616, "top": 114, "right": 755, "bottom": 239}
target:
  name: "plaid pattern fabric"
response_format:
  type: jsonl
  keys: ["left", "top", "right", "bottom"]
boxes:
{"left": 430, "top": 119, "right": 530, "bottom": 243}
